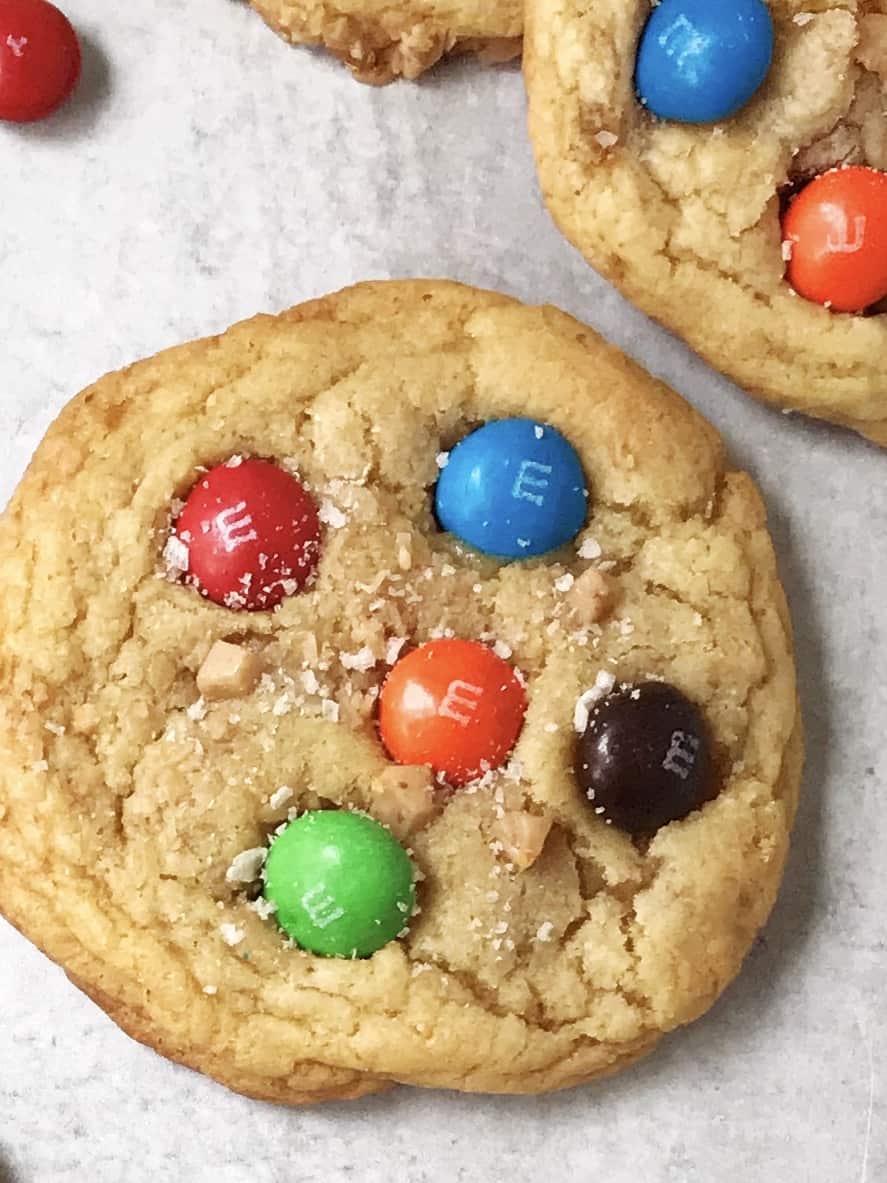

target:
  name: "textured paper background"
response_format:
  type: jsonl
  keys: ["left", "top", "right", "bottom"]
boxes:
{"left": 1, "top": 2, "right": 885, "bottom": 1179}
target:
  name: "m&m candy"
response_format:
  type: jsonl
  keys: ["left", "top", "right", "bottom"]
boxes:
{"left": 782, "top": 167, "right": 887, "bottom": 314}
{"left": 0, "top": 0, "right": 80, "bottom": 122}
{"left": 379, "top": 638, "right": 527, "bottom": 786}
{"left": 635, "top": 0, "right": 773, "bottom": 124}
{"left": 574, "top": 682, "right": 713, "bottom": 834}
{"left": 173, "top": 457, "right": 321, "bottom": 611}
{"left": 435, "top": 418, "right": 587, "bottom": 560}
{"left": 263, "top": 811, "right": 416, "bottom": 958}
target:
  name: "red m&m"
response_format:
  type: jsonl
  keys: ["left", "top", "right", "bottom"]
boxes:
{"left": 378, "top": 638, "right": 527, "bottom": 786}
{"left": 0, "top": 0, "right": 80, "bottom": 122}
{"left": 782, "top": 167, "right": 887, "bottom": 313}
{"left": 173, "top": 457, "right": 321, "bottom": 611}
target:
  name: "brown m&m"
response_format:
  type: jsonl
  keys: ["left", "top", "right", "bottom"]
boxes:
{"left": 575, "top": 682, "right": 713, "bottom": 835}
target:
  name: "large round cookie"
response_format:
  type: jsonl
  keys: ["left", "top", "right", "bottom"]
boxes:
{"left": 0, "top": 280, "right": 801, "bottom": 1102}
{"left": 525, "top": 1, "right": 887, "bottom": 445}
{"left": 248, "top": 0, "right": 521, "bottom": 83}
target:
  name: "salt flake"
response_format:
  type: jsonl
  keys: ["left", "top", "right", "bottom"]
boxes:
{"left": 220, "top": 923, "right": 245, "bottom": 947}
{"left": 225, "top": 847, "right": 267, "bottom": 884}
{"left": 573, "top": 670, "right": 617, "bottom": 733}
{"left": 385, "top": 636, "right": 407, "bottom": 665}
{"left": 163, "top": 535, "right": 190, "bottom": 574}
{"left": 269, "top": 785, "right": 293, "bottom": 810}
{"left": 319, "top": 500, "right": 347, "bottom": 529}
{"left": 341, "top": 647, "right": 376, "bottom": 673}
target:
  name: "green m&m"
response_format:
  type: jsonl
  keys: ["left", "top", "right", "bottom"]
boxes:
{"left": 263, "top": 810, "right": 416, "bottom": 958}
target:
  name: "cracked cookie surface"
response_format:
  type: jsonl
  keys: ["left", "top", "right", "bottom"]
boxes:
{"left": 525, "top": 0, "right": 887, "bottom": 444}
{"left": 0, "top": 280, "right": 801, "bottom": 1102}
{"left": 248, "top": 0, "right": 521, "bottom": 83}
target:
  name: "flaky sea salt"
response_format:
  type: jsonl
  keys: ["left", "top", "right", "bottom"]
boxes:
{"left": 594, "top": 130, "right": 619, "bottom": 149}
{"left": 535, "top": 921, "right": 555, "bottom": 943}
{"left": 502, "top": 758, "right": 524, "bottom": 783}
{"left": 269, "top": 785, "right": 293, "bottom": 810}
{"left": 341, "top": 647, "right": 376, "bottom": 673}
{"left": 162, "top": 535, "right": 190, "bottom": 574}
{"left": 578, "top": 536, "right": 602, "bottom": 560}
{"left": 225, "top": 847, "right": 267, "bottom": 884}
{"left": 554, "top": 573, "right": 574, "bottom": 593}
{"left": 492, "top": 639, "right": 513, "bottom": 660}
{"left": 573, "top": 670, "right": 617, "bottom": 732}
{"left": 220, "top": 923, "right": 245, "bottom": 947}
{"left": 248, "top": 897, "right": 277, "bottom": 920}
{"left": 385, "top": 636, "right": 407, "bottom": 665}
{"left": 318, "top": 500, "right": 347, "bottom": 529}
{"left": 187, "top": 697, "right": 208, "bottom": 722}
{"left": 321, "top": 700, "right": 340, "bottom": 723}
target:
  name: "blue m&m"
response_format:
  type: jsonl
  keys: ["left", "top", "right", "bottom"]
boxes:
{"left": 435, "top": 418, "right": 588, "bottom": 560}
{"left": 635, "top": 0, "right": 773, "bottom": 125}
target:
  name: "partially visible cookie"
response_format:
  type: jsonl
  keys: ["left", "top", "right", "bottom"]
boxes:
{"left": 525, "top": 0, "right": 887, "bottom": 444}
{"left": 0, "top": 280, "right": 801, "bottom": 1103}
{"left": 249, "top": 0, "right": 521, "bottom": 83}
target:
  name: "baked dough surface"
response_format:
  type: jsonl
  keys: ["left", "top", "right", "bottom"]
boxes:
{"left": 249, "top": 0, "right": 521, "bottom": 83}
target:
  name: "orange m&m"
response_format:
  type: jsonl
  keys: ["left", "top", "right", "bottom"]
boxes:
{"left": 782, "top": 166, "right": 887, "bottom": 313}
{"left": 378, "top": 639, "right": 527, "bottom": 787}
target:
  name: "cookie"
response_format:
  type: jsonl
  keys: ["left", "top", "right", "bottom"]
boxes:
{"left": 0, "top": 280, "right": 801, "bottom": 1103}
{"left": 525, "top": 0, "right": 887, "bottom": 445}
{"left": 248, "top": 0, "right": 521, "bottom": 84}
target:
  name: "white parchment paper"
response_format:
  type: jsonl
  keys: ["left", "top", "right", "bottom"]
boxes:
{"left": 1, "top": 2, "right": 885, "bottom": 1180}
